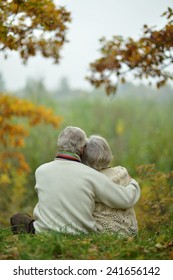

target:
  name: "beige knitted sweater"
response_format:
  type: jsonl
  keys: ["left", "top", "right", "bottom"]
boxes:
{"left": 93, "top": 166, "right": 138, "bottom": 236}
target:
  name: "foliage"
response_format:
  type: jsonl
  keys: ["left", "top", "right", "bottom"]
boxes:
{"left": 87, "top": 7, "right": 173, "bottom": 94}
{"left": 135, "top": 164, "right": 173, "bottom": 231}
{"left": 0, "top": 0, "right": 71, "bottom": 63}
{"left": 0, "top": 92, "right": 62, "bottom": 224}
{"left": 0, "top": 226, "right": 173, "bottom": 260}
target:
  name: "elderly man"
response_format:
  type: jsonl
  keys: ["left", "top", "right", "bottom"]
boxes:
{"left": 11, "top": 126, "right": 140, "bottom": 234}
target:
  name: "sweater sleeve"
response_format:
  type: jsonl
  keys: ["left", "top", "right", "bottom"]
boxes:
{"left": 95, "top": 177, "right": 140, "bottom": 209}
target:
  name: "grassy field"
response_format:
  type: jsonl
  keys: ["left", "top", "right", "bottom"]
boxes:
{"left": 0, "top": 225, "right": 173, "bottom": 260}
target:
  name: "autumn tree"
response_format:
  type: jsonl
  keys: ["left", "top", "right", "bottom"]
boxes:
{"left": 0, "top": 0, "right": 71, "bottom": 224}
{"left": 0, "top": 0, "right": 71, "bottom": 62}
{"left": 0, "top": 93, "right": 63, "bottom": 223}
{"left": 87, "top": 7, "right": 173, "bottom": 94}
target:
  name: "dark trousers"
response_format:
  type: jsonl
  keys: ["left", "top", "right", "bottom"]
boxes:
{"left": 10, "top": 212, "right": 35, "bottom": 234}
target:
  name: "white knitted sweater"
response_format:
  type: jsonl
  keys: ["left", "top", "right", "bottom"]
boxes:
{"left": 93, "top": 166, "right": 138, "bottom": 236}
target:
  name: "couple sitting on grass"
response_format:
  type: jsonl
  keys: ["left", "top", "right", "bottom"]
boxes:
{"left": 11, "top": 126, "right": 140, "bottom": 236}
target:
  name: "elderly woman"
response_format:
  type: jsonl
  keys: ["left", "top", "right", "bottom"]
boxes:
{"left": 11, "top": 126, "right": 140, "bottom": 235}
{"left": 82, "top": 135, "right": 139, "bottom": 236}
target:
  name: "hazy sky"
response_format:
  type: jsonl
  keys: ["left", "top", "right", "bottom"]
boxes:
{"left": 0, "top": 0, "right": 172, "bottom": 91}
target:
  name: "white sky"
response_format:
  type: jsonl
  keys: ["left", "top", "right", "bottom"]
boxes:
{"left": 0, "top": 0, "right": 172, "bottom": 91}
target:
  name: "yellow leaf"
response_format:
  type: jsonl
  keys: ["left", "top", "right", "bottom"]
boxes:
{"left": 0, "top": 174, "right": 11, "bottom": 184}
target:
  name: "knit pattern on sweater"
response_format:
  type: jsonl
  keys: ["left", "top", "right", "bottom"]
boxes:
{"left": 93, "top": 166, "right": 138, "bottom": 236}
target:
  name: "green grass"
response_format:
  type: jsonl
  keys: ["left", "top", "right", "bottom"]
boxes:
{"left": 0, "top": 225, "right": 173, "bottom": 260}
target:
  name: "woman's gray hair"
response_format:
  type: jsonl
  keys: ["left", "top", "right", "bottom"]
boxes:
{"left": 57, "top": 126, "right": 87, "bottom": 155}
{"left": 82, "top": 135, "right": 113, "bottom": 171}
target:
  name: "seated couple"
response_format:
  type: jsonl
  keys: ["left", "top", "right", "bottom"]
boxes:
{"left": 11, "top": 126, "right": 140, "bottom": 236}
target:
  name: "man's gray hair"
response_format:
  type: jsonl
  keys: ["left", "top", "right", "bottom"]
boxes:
{"left": 57, "top": 126, "right": 87, "bottom": 155}
{"left": 82, "top": 135, "right": 113, "bottom": 171}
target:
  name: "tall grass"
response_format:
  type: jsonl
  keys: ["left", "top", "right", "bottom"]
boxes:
{"left": 24, "top": 94, "right": 173, "bottom": 176}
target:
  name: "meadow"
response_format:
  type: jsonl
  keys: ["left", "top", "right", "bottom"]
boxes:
{"left": 0, "top": 84, "right": 173, "bottom": 259}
